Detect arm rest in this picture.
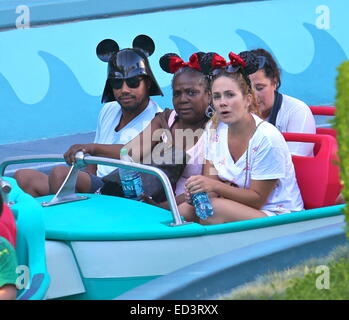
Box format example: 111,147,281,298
309,106,335,116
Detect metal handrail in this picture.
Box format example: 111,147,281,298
0,177,12,205
81,153,184,226
0,177,11,193
0,154,65,176
0,153,185,226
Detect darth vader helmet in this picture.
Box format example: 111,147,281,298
96,35,163,103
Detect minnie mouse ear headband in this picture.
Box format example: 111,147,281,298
200,51,259,78
159,52,209,74
96,35,163,103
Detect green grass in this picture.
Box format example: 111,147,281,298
285,257,349,299
220,244,349,300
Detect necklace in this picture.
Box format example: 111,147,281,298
243,119,265,189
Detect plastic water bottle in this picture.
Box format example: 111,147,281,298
119,148,144,201
191,192,214,220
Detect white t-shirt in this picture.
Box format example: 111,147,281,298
94,99,162,177
205,114,304,214
274,94,316,156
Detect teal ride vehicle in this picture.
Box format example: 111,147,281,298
0,107,344,300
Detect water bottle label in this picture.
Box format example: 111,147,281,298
133,178,143,196
192,192,214,220
121,177,143,198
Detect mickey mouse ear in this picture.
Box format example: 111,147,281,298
238,51,259,75
200,52,227,75
132,35,155,57
96,39,119,62
159,53,182,73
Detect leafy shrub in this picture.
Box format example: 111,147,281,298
333,61,349,237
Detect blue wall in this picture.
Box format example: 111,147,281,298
0,0,348,144
0,0,267,30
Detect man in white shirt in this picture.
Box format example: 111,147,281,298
14,35,163,197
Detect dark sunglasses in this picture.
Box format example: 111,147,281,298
211,64,240,77
109,76,145,89
210,64,252,88
211,56,269,77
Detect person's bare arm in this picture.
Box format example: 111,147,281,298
0,284,17,300
186,174,278,210
212,178,278,209
203,160,220,180
186,160,278,209
64,115,164,165
64,143,124,165
124,115,164,163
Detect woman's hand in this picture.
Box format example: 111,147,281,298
64,144,95,165
185,175,217,195
184,189,193,205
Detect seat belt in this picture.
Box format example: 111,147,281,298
268,91,283,126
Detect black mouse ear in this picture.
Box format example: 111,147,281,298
238,51,259,75
200,52,227,75
159,53,182,73
132,34,155,57
96,39,119,62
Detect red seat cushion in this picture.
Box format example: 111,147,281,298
316,127,336,139
309,106,335,116
283,133,341,209
309,106,337,154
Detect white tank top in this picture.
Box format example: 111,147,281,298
167,111,204,195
